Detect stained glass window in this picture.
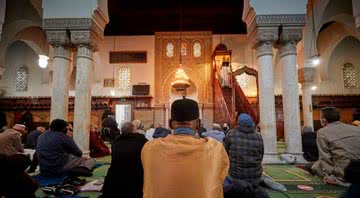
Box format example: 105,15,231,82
16,65,29,91
118,66,131,91
181,42,189,57
166,42,174,58
193,42,201,57
343,63,357,88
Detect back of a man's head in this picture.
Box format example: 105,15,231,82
50,119,68,133
212,123,222,131
121,122,134,134
321,107,340,123
170,98,200,129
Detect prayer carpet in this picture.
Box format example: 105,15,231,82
34,156,346,198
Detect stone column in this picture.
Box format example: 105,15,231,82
301,82,313,129
299,66,316,131
73,45,94,156
279,39,305,162
50,45,71,121
0,67,4,79
353,0,360,33
256,41,280,163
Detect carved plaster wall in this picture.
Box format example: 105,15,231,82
154,32,213,105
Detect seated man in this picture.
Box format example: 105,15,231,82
301,126,318,162
102,122,147,198
0,124,25,156
37,119,95,177
142,98,229,198
25,126,46,149
25,126,46,173
224,113,267,197
202,123,225,143
307,107,360,180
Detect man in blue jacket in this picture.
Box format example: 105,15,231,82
37,119,95,177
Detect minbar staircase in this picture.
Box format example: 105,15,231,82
213,74,258,127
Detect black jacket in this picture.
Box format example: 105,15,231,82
0,154,38,198
302,132,318,161
101,133,147,198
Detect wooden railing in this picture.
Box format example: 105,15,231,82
231,75,259,124
213,77,235,125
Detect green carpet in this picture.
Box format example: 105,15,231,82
264,165,346,198
35,156,346,198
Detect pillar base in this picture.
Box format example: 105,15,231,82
283,152,308,164
263,153,284,164
82,150,90,158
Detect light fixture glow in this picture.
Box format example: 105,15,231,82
311,85,317,91
171,68,190,90
38,55,49,68
110,89,116,96
312,56,320,66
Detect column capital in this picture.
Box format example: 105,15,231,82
250,28,278,49
256,41,273,58
43,18,104,51
53,45,70,60
279,41,297,58
76,45,94,61
45,31,70,48
298,67,316,84
279,27,304,44
71,30,99,51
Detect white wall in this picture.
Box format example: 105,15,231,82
0,41,51,96
315,36,360,95
1,36,155,98
93,36,155,97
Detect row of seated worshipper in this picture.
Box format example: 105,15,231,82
0,119,111,197
0,118,110,175
100,98,274,198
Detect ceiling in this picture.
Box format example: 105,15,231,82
105,0,247,35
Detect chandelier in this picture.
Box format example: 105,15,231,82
171,68,190,91
171,0,190,94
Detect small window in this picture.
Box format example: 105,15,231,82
118,66,131,91
181,42,189,57
193,42,201,57
166,42,174,58
16,65,29,91
343,63,357,88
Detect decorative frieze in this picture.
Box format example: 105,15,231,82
244,8,306,49
43,18,104,50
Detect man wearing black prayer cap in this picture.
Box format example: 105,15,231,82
141,98,229,198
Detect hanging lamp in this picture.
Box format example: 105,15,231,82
171,0,190,93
